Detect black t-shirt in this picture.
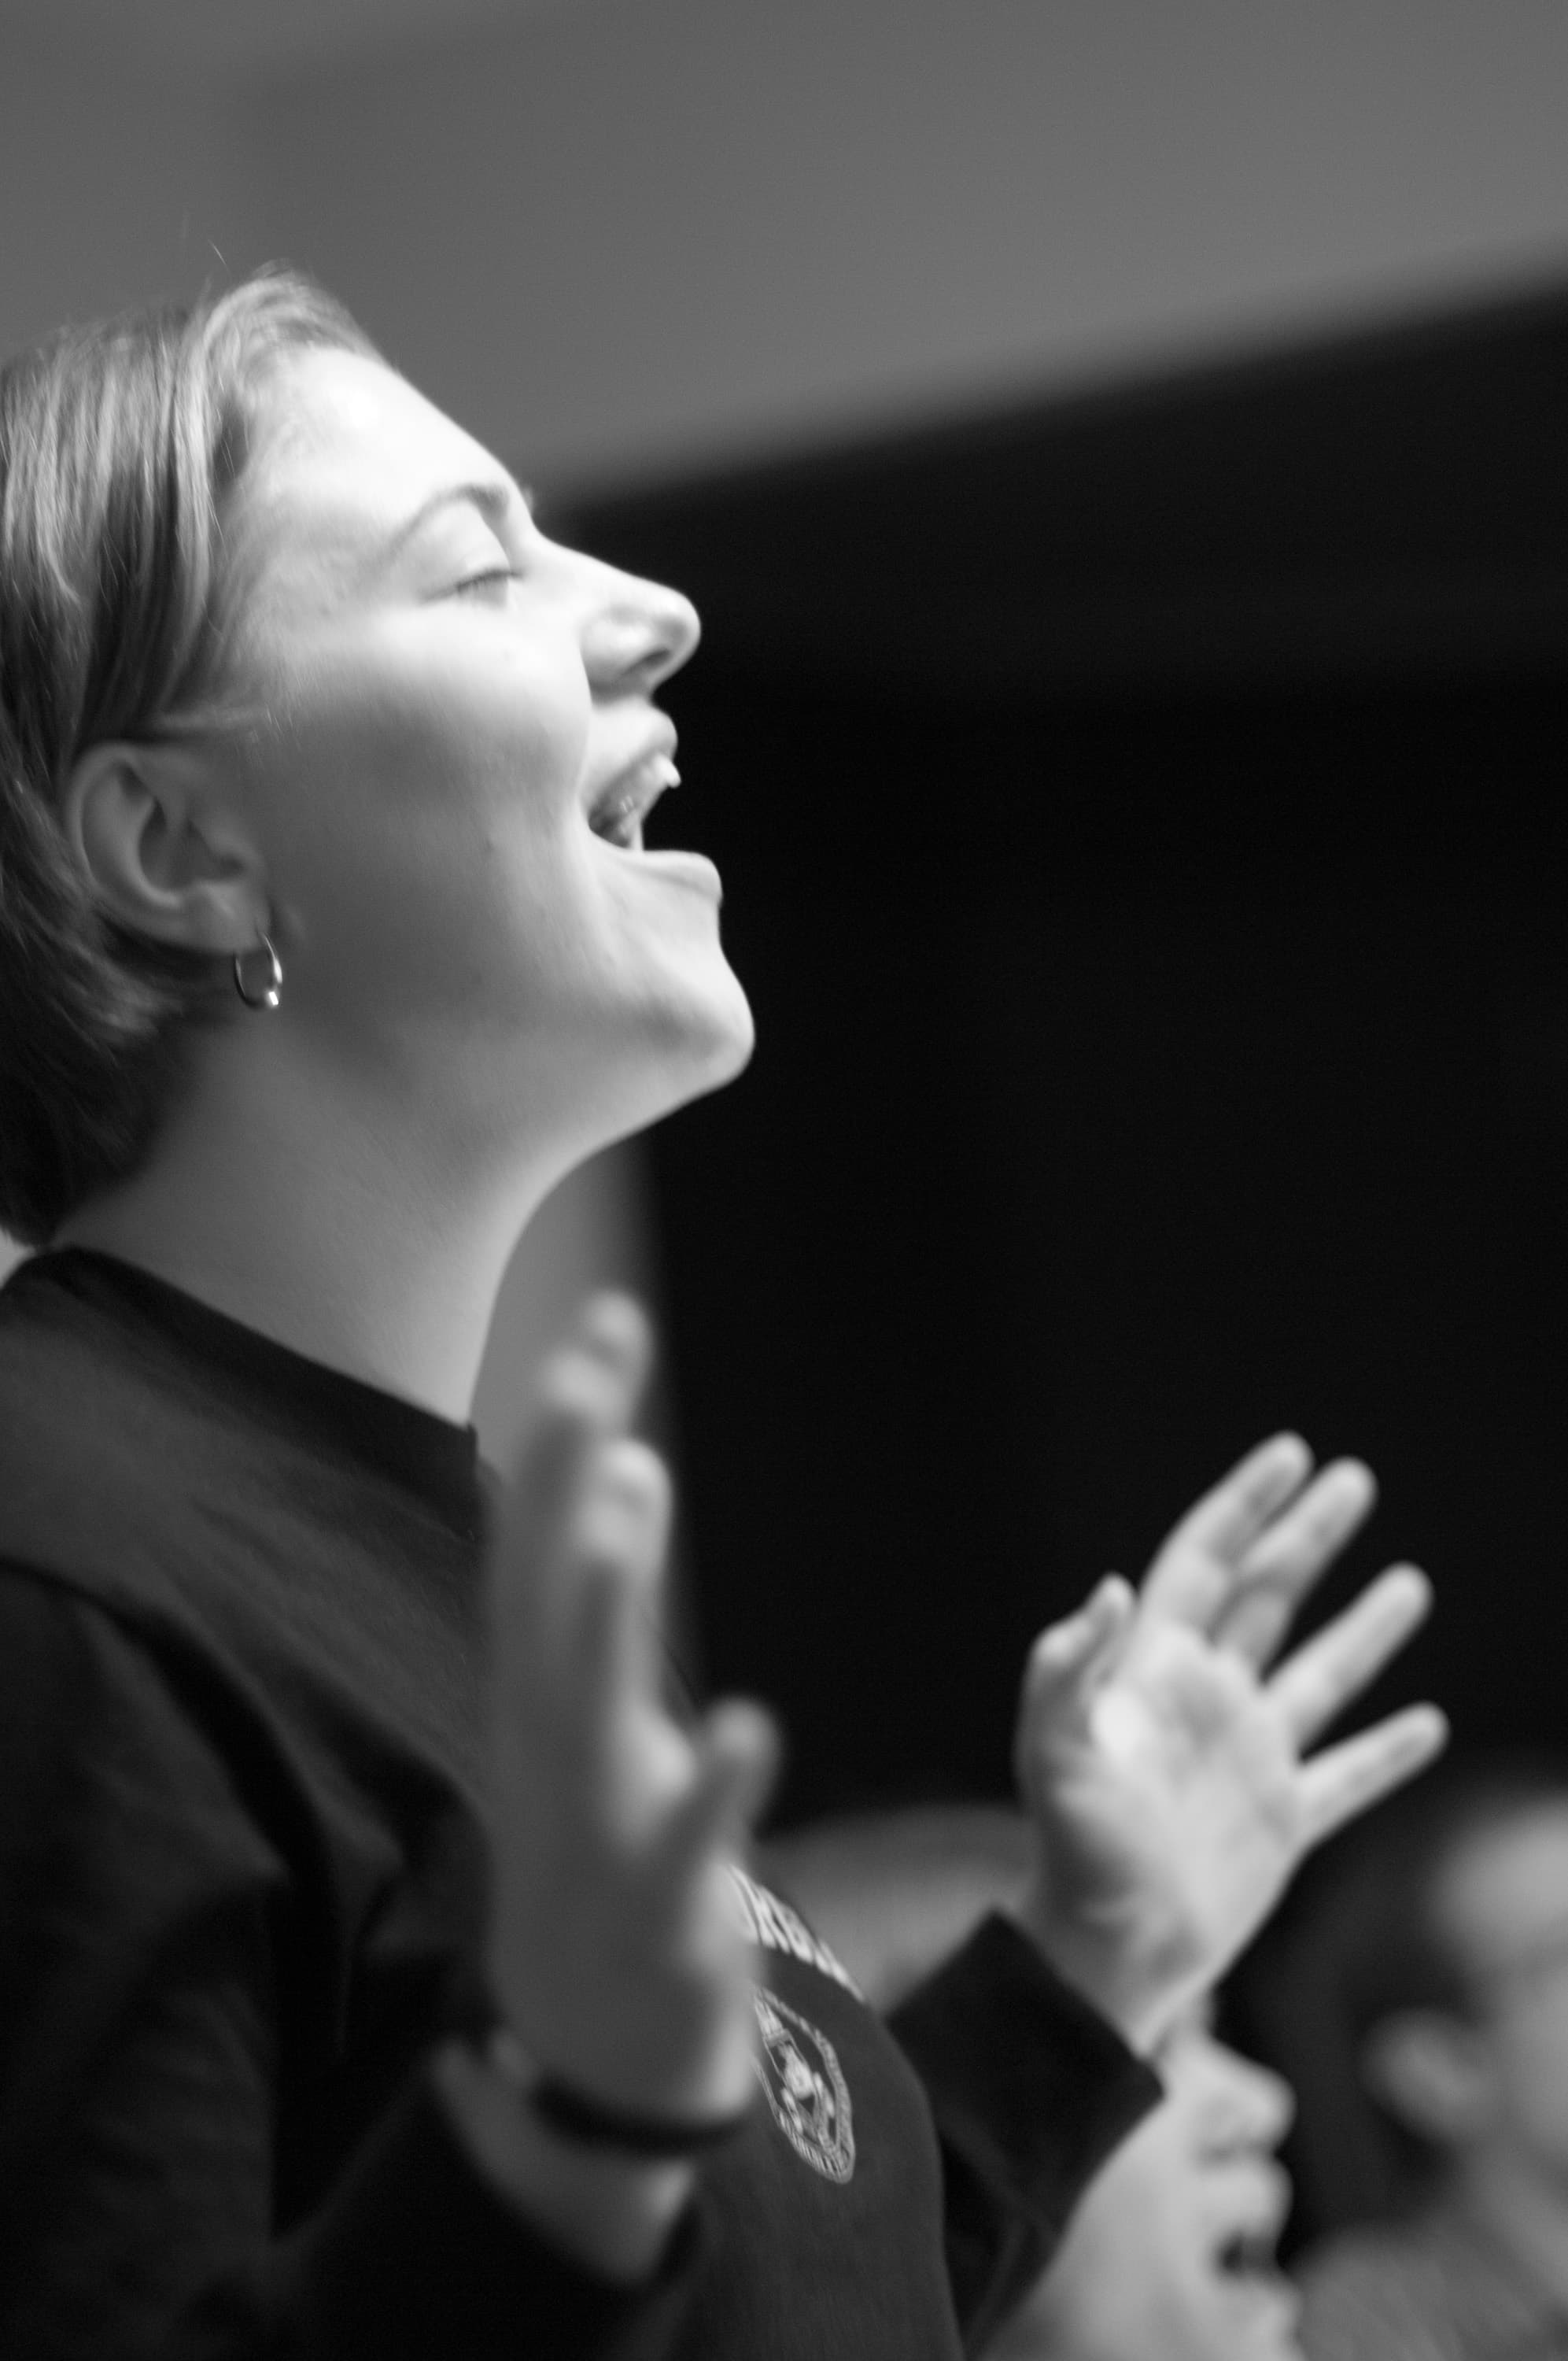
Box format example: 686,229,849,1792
0,1249,1157,2358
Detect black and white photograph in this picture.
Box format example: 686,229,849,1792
2,6,1567,2355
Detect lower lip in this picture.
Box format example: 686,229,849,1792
1219,2269,1301,2344
625,847,723,899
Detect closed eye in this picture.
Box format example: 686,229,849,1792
452,567,522,600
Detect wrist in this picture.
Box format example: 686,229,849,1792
1009,1889,1196,2057
434,2038,696,2282
485,2025,753,2158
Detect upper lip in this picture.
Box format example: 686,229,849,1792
582,717,678,819
1203,2161,1292,2272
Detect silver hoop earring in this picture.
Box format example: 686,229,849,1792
233,929,282,1012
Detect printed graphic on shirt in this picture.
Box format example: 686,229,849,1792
726,1864,864,1998
751,1984,856,2183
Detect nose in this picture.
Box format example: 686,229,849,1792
1199,2036,1297,2153
579,559,702,696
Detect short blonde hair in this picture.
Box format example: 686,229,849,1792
0,268,378,1243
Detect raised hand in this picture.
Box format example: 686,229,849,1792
481,1293,778,2127
1012,1435,1447,2052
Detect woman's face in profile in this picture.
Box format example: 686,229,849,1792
224,345,752,1145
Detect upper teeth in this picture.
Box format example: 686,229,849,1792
594,752,680,832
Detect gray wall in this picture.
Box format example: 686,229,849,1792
7,1,1568,490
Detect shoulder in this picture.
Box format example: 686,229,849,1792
0,1250,350,1642
0,1253,488,1783
0,1259,199,1620
0,1562,265,1878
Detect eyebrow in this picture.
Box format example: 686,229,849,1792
378,477,533,570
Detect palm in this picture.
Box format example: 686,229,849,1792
1032,1623,1304,1942
1014,1437,1444,2046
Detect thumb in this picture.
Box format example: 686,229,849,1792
663,1698,783,1886
1018,1575,1136,1756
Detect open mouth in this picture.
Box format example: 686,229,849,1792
1213,2229,1281,2283
587,752,681,851
1205,2164,1295,2311
1206,2208,1300,2342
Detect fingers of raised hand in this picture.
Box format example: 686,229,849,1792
570,1439,674,1735
1267,1562,1433,1750
1297,1702,1449,1848
1215,1459,1378,1669
1138,1433,1314,1628
494,1293,655,1639
522,1292,654,1489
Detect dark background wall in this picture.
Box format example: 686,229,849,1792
640,678,1568,1834
566,289,1568,1831
568,289,1568,2252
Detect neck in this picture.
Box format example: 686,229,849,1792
57,1025,582,1423
1451,2147,1568,2310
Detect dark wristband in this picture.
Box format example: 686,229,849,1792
531,2075,751,2156
489,2027,751,2158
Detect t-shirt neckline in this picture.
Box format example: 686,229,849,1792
12,1247,485,1541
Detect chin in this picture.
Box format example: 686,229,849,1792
670,996,756,1107
707,992,758,1083
1216,2269,1304,2361
604,973,755,1140
663,962,756,1085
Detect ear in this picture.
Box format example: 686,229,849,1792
61,739,266,955
1360,2009,1494,2145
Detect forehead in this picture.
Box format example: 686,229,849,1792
242,347,506,599
1443,1799,1568,1932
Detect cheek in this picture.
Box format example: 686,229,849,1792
1497,2000,1568,2150
246,628,593,981
287,619,588,824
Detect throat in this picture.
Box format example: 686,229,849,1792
56,1081,544,1426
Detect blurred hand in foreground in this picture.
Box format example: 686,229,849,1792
482,1293,778,2126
